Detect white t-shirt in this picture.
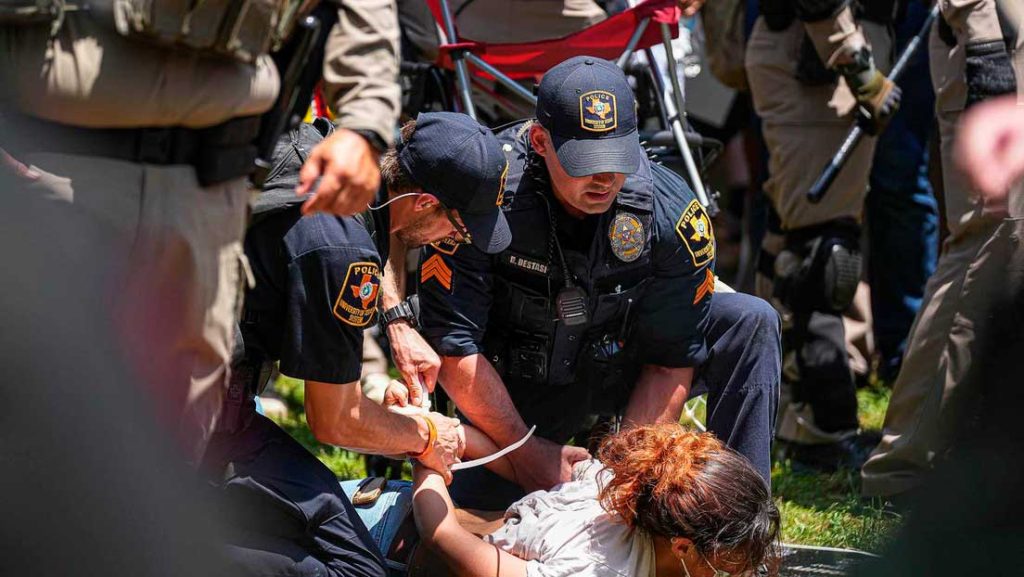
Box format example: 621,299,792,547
485,460,655,577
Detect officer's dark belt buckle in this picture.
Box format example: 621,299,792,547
556,286,589,327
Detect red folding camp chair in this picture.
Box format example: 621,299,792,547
422,0,713,208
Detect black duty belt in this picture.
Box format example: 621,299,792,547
2,113,261,187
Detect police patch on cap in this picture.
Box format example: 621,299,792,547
675,200,715,267
609,212,644,262
580,90,617,132
333,262,381,327
496,161,509,207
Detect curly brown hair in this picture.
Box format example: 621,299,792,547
598,424,780,571
380,119,420,197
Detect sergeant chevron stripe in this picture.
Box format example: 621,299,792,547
421,254,453,291
693,269,715,305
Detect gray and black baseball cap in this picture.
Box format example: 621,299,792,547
536,56,642,178
398,112,511,254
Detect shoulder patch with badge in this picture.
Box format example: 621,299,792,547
675,199,715,267
580,90,617,132
422,253,453,291
609,212,645,262
430,236,461,256
333,262,381,327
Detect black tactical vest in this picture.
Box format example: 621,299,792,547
485,121,656,393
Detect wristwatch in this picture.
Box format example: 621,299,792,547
380,299,417,328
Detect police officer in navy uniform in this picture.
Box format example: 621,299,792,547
417,56,782,510
204,112,511,576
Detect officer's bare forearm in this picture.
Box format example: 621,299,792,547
304,380,429,455
380,234,407,309
462,424,516,481
623,365,694,426
438,355,530,446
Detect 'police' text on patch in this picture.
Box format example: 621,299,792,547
675,199,715,267
333,262,381,327
580,90,617,132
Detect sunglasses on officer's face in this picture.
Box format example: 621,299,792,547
442,206,473,246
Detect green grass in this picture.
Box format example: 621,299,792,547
272,375,370,479
772,461,900,551
270,375,902,552
771,386,901,552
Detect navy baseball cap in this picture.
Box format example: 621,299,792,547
537,56,642,178
398,112,511,254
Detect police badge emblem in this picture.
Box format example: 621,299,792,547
333,262,381,327
580,90,617,132
609,212,644,262
495,160,509,207
675,200,715,267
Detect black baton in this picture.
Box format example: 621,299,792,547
807,4,940,204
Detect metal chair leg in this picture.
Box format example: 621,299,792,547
643,25,712,209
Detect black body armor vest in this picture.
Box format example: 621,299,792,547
485,122,656,394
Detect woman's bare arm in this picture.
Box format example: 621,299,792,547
413,465,528,577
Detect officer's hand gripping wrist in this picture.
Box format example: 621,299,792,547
408,415,436,460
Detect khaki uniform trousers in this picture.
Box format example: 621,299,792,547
19,153,251,466
861,24,1024,497
452,0,606,43
745,18,892,231
745,18,890,442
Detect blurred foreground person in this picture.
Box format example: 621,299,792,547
1,2,296,464
0,166,228,576
293,0,402,217
861,0,1022,501
746,0,900,471
956,94,1024,204
0,0,400,464
855,195,1024,575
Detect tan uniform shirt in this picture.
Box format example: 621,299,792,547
932,0,1022,112
1,1,400,144
323,0,401,147
941,0,1006,45
0,14,279,129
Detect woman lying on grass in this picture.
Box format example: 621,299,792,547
413,423,780,577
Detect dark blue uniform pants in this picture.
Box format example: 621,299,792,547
450,291,781,510
205,413,387,577
867,0,939,381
